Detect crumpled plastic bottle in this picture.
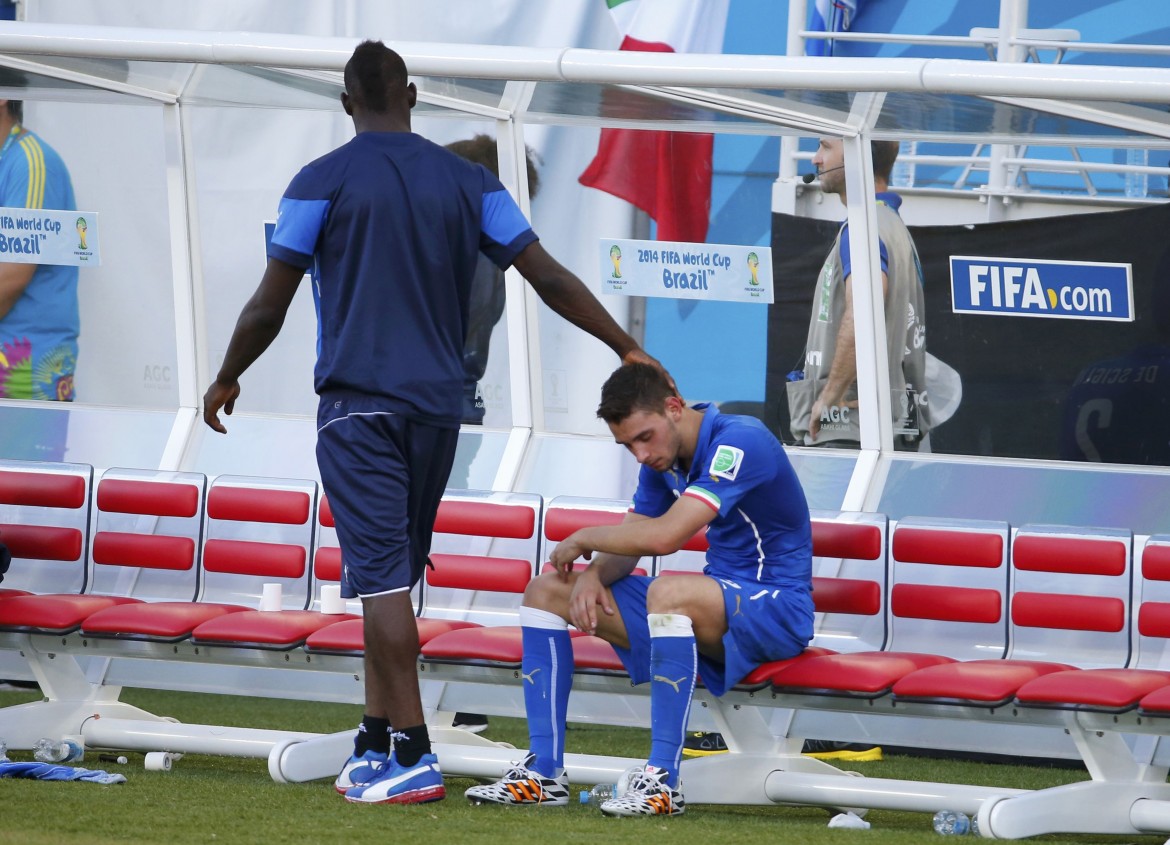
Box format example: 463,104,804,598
33,737,83,763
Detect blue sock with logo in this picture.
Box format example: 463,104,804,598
520,606,572,778
647,613,697,789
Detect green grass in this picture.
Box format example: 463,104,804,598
0,687,1162,845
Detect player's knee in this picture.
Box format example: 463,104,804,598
522,570,569,612
646,576,690,614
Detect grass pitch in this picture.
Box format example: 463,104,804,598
0,687,1161,845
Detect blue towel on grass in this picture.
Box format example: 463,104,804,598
0,760,126,784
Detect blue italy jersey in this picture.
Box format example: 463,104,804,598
267,131,537,425
631,403,813,589
0,126,79,401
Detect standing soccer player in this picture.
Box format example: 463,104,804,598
203,40,663,806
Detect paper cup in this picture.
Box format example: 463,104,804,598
320,584,345,614
259,582,283,612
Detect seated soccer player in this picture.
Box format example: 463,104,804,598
466,363,814,816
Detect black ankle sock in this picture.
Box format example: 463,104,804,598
355,716,391,755
392,724,431,768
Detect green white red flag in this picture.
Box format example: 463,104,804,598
578,0,730,244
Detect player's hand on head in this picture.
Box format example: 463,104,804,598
622,349,678,396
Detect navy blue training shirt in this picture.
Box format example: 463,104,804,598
267,131,538,426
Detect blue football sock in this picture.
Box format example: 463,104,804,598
647,613,697,788
520,606,572,777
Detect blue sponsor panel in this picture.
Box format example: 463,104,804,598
950,255,1133,322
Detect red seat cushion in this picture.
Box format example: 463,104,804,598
0,594,140,633
421,625,587,665
81,602,249,641
190,610,359,649
304,616,479,654
692,646,839,689
892,660,1076,705
421,625,526,664
1138,683,1170,715
766,651,955,697
1015,668,1170,712
737,647,838,688
571,634,626,673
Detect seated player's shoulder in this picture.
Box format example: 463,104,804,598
705,416,787,482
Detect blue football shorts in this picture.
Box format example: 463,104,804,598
610,573,813,696
316,393,458,599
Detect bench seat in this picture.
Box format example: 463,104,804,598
80,601,251,643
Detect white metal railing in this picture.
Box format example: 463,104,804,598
787,2,1169,203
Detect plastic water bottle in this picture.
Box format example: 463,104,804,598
579,783,616,805
33,737,83,763
932,809,971,835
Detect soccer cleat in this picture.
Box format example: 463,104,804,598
344,752,446,805
465,752,570,806
334,749,389,794
598,764,684,817
681,731,727,758
802,739,883,762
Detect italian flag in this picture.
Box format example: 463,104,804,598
578,0,730,244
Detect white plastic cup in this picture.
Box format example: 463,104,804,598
320,584,345,614
259,583,283,612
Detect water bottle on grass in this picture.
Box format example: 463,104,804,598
33,737,83,763
579,783,616,805
932,809,971,835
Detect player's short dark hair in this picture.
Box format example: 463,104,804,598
343,40,409,114
6,101,22,123
871,140,900,181
444,134,541,199
597,363,676,424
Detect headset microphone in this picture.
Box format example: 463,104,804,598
802,165,845,184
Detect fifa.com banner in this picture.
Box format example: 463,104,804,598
950,255,1132,322
0,207,100,266
598,238,773,304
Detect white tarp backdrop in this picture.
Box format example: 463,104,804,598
22,1,638,442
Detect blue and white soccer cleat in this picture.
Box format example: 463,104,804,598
334,749,388,794
344,752,446,805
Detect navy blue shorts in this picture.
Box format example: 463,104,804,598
610,574,813,696
316,394,458,599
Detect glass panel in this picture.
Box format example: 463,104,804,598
27,100,180,409
183,411,512,491
877,455,1170,536
907,200,1170,464
191,104,340,419
788,448,858,510
183,413,318,479
0,404,174,467
528,81,856,134
515,433,638,501
410,116,526,433
415,76,508,112
445,430,512,491
14,56,194,100
874,92,1170,143
183,65,343,110
0,59,173,105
